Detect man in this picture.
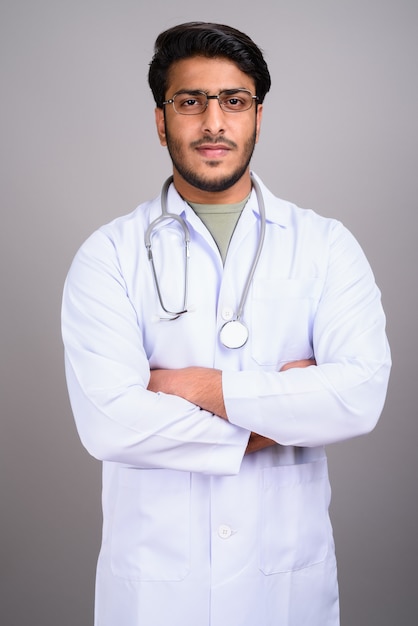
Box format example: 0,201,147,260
62,22,391,626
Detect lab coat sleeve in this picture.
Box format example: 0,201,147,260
62,230,249,475
223,222,391,447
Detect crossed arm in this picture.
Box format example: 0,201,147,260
148,359,316,454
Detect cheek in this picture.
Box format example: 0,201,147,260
165,118,185,143
166,123,197,155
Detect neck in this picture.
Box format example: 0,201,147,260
172,169,252,204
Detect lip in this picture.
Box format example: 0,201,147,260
196,144,231,159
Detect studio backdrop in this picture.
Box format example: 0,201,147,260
1,1,417,625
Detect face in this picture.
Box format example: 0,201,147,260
155,56,263,203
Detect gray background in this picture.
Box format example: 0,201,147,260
1,1,416,625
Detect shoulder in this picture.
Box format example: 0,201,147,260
78,195,160,253
252,172,343,234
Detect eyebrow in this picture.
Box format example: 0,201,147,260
172,88,251,96
173,89,207,96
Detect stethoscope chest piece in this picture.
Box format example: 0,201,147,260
219,320,249,349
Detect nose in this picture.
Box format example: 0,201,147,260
201,97,225,135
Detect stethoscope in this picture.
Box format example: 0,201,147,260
145,174,266,349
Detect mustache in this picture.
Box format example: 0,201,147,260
190,136,238,149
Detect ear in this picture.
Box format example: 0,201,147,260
255,103,263,143
155,107,167,146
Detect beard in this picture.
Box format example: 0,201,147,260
164,127,257,193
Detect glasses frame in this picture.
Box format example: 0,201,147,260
163,89,259,115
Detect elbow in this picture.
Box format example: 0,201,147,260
328,348,391,440
332,365,391,443
73,410,142,464
75,426,118,462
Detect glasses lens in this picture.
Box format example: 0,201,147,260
173,93,207,115
170,90,256,115
219,90,254,112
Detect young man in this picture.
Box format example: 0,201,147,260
62,22,391,626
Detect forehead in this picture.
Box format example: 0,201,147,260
166,56,255,95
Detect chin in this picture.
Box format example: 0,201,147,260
182,164,249,194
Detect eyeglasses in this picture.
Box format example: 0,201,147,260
163,89,259,115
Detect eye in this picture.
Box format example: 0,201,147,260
225,97,243,108
220,91,253,112
225,98,245,109
175,94,205,110
183,98,199,108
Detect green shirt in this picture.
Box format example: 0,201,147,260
188,196,249,264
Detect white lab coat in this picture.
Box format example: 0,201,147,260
62,174,391,626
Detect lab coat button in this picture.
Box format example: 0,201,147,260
221,307,234,321
218,524,233,539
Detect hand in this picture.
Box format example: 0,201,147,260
245,357,317,455
280,358,316,371
245,432,276,455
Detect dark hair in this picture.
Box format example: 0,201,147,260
148,22,271,108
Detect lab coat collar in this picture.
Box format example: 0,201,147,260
149,172,291,228
248,172,291,228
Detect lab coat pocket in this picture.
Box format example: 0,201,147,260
250,278,320,367
111,468,191,581
259,458,332,574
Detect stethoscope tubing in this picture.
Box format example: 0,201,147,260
234,174,266,323
144,174,266,339
145,176,190,319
